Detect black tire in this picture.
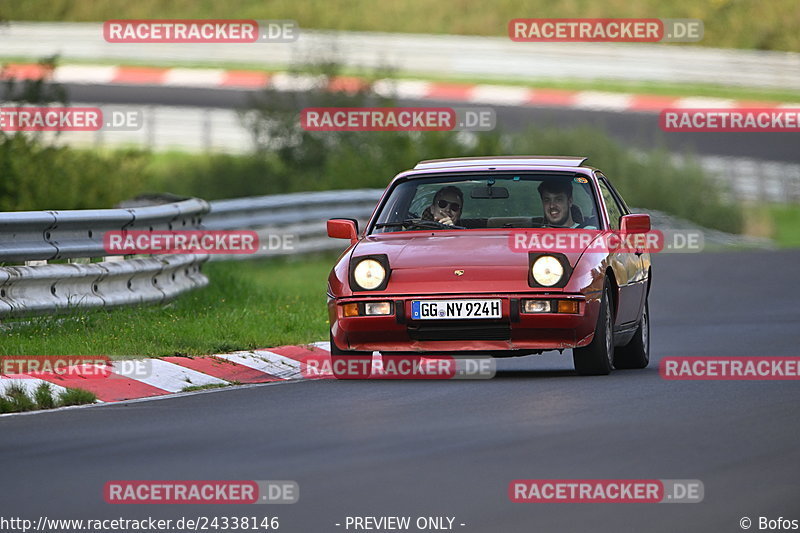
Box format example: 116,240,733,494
572,282,614,376
329,332,373,379
614,297,650,369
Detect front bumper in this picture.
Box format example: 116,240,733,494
329,293,599,354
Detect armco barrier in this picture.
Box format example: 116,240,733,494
0,255,208,316
0,198,210,318
203,189,382,259
0,190,382,318
0,198,208,264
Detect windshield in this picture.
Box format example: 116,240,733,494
370,172,601,233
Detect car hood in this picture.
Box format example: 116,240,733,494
350,230,596,295
355,231,589,267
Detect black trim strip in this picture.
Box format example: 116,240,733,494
395,300,406,324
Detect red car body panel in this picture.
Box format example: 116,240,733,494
327,159,651,356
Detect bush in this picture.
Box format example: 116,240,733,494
0,57,152,211
57,387,97,407
0,382,96,413
0,135,151,211
4,383,36,412
0,396,14,414
34,382,56,409
145,151,282,199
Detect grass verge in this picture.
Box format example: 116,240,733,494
3,0,799,52
0,256,336,357
0,382,97,414
181,382,238,392
744,204,800,248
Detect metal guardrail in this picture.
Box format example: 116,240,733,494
0,191,381,318
0,255,207,317
0,198,210,317
204,189,382,259
0,198,208,263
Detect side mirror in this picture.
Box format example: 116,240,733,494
327,218,359,243
620,214,651,234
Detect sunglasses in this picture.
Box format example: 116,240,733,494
437,199,462,211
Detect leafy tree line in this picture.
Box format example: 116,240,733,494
0,59,742,232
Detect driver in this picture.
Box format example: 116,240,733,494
422,185,463,226
538,179,595,228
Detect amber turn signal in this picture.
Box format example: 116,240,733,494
557,300,579,314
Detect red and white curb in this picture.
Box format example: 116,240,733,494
1,63,796,113
0,342,407,405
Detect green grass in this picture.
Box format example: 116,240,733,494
2,56,799,103
181,382,238,392
56,387,98,407
4,383,36,412
3,0,799,52
33,382,57,409
0,256,337,357
770,206,800,247
746,204,800,248
0,382,97,413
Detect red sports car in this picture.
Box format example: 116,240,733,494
326,156,651,378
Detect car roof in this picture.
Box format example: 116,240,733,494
414,156,588,171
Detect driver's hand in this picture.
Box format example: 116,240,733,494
436,215,455,226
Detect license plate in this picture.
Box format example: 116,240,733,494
411,299,502,320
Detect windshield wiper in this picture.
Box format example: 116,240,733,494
375,218,465,230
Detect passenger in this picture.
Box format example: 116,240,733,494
422,185,463,226
538,179,596,229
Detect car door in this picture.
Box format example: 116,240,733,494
596,174,646,326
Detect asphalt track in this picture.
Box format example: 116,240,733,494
59,83,800,164
2,250,799,533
